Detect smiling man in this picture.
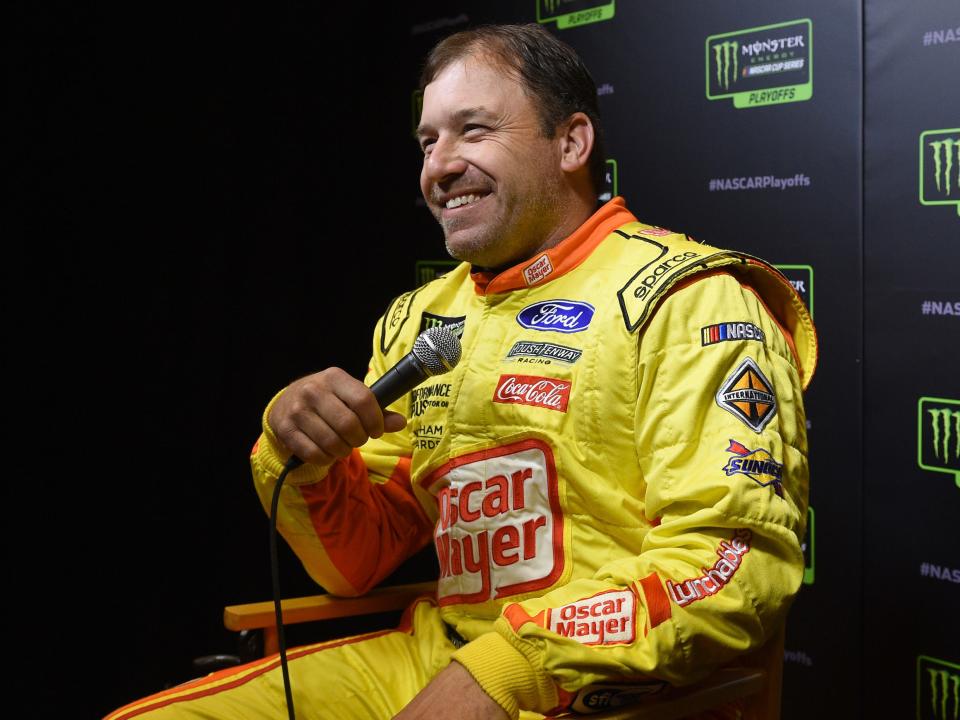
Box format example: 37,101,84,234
108,23,816,720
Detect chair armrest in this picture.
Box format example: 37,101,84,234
223,581,437,632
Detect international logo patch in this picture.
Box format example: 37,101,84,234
701,321,766,346
716,357,778,432
723,439,784,496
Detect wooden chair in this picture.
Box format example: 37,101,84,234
224,583,783,719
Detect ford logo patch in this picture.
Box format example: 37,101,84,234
516,300,595,333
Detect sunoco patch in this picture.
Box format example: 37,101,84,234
716,357,777,432
723,439,784,496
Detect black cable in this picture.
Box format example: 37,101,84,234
271,455,302,720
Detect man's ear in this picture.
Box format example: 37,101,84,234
558,112,595,174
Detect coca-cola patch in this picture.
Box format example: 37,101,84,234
547,588,637,646
493,374,571,412
420,438,564,606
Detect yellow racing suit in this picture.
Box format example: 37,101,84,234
110,197,816,719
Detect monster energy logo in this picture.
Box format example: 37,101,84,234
924,666,959,720
713,41,739,90
929,408,960,463
929,137,960,196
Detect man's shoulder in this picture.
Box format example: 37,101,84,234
375,261,472,358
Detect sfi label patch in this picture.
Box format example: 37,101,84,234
716,357,778,432
547,588,637,646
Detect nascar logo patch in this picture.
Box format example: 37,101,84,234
701,321,765,346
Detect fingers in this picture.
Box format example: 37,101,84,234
268,368,407,468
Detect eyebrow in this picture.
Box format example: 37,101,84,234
415,106,498,140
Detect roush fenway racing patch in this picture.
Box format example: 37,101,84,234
546,588,638,646
665,529,752,607
420,438,564,606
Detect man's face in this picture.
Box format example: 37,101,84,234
417,56,566,269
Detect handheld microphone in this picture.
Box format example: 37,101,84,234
284,325,462,471
369,324,462,408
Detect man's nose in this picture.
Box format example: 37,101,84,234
422,136,467,184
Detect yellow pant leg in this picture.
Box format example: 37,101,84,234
105,598,454,720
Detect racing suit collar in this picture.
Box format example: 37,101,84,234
469,196,637,296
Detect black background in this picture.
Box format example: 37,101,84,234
10,1,959,718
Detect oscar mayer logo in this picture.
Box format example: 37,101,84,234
547,588,637,645
920,129,960,217
494,375,572,412
422,438,564,605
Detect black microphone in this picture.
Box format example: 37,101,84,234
284,325,462,470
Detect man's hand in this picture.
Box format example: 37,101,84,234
394,661,508,720
268,368,407,472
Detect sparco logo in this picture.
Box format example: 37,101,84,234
920,130,960,216
917,656,959,720
517,300,595,333
632,251,699,301
422,439,564,605
494,375,571,412
706,19,813,109
918,397,960,487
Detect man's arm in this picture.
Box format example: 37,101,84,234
249,320,434,597
450,271,812,717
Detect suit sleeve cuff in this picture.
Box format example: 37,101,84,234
253,389,330,486
453,632,557,719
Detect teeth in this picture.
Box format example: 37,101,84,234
445,193,482,209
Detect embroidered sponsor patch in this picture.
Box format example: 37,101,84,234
723,440,784,496
409,382,451,417
505,341,582,365
716,357,778,432
419,312,466,339
547,588,637,646
494,375,571,412
666,530,752,607
570,681,668,714
380,289,420,354
637,226,674,237
516,300,595,333
412,423,444,450
523,253,554,285
701,321,766,346
421,438,564,605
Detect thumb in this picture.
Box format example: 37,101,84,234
383,411,407,434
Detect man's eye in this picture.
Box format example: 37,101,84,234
464,124,487,136
420,139,435,154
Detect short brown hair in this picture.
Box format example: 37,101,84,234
420,23,606,195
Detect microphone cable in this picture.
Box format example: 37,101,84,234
271,454,303,720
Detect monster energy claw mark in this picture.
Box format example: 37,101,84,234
929,409,960,461
927,667,959,720
929,138,960,196
713,41,738,90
